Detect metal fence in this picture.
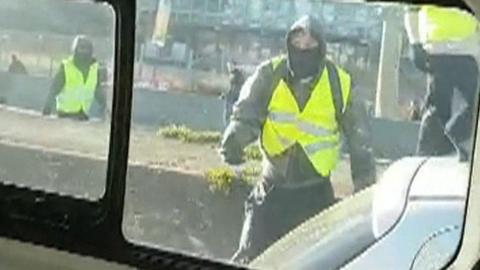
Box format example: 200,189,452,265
0,30,113,77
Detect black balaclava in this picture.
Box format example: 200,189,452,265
286,15,327,80
72,36,94,69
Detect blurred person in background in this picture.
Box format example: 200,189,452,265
408,99,421,121
8,54,27,74
405,5,480,161
221,60,246,127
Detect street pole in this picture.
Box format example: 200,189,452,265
375,7,403,119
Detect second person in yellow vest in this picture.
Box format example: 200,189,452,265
404,5,479,161
42,35,108,121
220,15,376,264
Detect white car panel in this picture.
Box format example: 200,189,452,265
409,157,470,198
372,157,427,237
343,200,464,270
344,157,468,270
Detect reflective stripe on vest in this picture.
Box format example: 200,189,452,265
268,111,337,137
261,56,351,177
304,140,340,155
57,58,98,114
419,5,478,43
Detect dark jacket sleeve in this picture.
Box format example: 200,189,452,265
340,85,376,192
411,44,430,72
220,61,275,163
94,67,108,114
43,64,65,114
225,71,245,104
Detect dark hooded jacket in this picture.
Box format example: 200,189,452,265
220,16,376,190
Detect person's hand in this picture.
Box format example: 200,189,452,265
218,146,244,165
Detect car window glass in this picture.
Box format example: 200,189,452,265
0,0,115,200
123,1,479,268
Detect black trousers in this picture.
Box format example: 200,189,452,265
231,178,336,263
417,55,478,156
57,111,89,121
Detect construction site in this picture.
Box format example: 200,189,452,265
0,0,431,264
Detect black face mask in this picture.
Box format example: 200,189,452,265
289,47,322,79
73,51,92,67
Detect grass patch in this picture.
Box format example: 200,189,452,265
158,124,263,161
204,166,236,194
239,165,262,185
158,125,221,144
204,165,261,194
244,144,263,161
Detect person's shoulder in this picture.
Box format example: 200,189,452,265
235,57,282,100
57,62,66,73
269,54,287,69
326,59,349,75
91,58,101,67
253,54,287,76
61,56,72,65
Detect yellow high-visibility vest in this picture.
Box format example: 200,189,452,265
261,56,351,177
419,5,478,43
56,57,98,114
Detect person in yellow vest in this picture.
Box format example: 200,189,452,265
404,5,479,161
42,35,107,120
220,15,376,263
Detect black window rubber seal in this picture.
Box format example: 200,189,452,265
0,0,474,269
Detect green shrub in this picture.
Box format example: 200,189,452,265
204,165,261,194
158,126,263,161
239,165,262,185
204,167,236,194
158,124,190,139
244,144,263,161
158,125,221,144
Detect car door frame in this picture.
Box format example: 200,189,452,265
0,0,478,269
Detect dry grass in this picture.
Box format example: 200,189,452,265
204,165,260,194
158,124,262,161
158,125,221,144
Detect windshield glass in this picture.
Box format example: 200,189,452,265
0,0,115,199
117,1,477,269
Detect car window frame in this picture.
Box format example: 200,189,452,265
450,77,480,268
0,0,478,269
0,0,242,269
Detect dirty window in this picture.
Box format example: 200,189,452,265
0,0,115,199
123,1,478,269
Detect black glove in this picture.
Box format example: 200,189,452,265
411,44,429,72
219,143,244,165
